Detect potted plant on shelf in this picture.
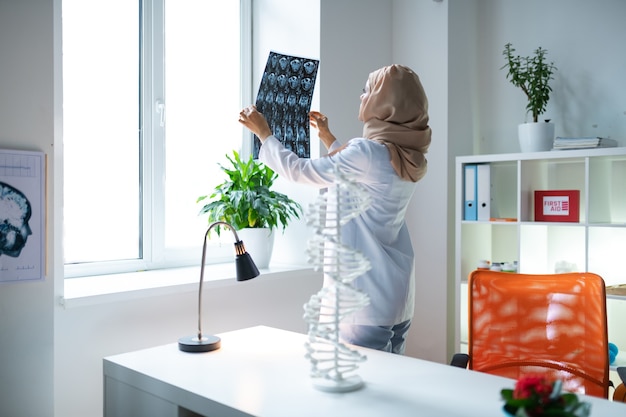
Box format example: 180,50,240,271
501,42,558,153
197,150,302,269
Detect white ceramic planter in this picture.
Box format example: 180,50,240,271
518,122,555,153
236,228,274,269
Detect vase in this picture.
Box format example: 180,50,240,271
518,122,555,153
502,405,516,416
236,228,274,269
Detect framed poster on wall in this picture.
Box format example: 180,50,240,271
0,149,46,282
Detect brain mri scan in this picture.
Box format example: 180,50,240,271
0,181,32,258
254,52,320,158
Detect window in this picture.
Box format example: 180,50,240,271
62,0,250,277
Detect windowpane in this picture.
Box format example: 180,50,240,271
62,0,140,264
163,0,242,249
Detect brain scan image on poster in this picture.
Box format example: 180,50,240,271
0,182,33,258
253,51,319,159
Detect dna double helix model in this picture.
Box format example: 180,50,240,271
303,163,372,392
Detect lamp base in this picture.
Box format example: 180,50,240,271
178,335,221,353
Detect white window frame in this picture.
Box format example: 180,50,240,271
63,0,253,279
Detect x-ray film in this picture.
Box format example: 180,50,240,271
253,51,319,159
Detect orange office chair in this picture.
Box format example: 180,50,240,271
454,270,610,399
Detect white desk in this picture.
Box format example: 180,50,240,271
104,326,626,417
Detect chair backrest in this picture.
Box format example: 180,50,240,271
467,270,609,398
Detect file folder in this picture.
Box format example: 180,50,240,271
464,164,477,220
477,164,491,221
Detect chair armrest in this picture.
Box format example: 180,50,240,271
450,353,470,368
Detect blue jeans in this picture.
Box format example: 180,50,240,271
339,319,411,355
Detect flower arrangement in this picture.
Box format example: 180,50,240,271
501,375,591,417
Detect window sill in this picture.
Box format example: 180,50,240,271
60,263,315,308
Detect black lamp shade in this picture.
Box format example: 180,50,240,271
235,243,260,281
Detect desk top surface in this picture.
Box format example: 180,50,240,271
104,326,626,417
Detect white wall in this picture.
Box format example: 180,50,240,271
319,0,392,143
391,0,451,361
0,1,56,416
2,1,626,417
475,0,626,155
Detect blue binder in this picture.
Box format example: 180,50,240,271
464,164,477,221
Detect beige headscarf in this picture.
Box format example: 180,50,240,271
359,65,431,182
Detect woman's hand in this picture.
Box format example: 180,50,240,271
309,111,329,131
309,111,337,150
239,105,272,142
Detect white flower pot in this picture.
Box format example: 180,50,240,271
518,122,555,153
236,228,274,269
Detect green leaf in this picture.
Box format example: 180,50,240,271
197,150,302,233
501,43,557,122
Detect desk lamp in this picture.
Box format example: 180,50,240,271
178,221,260,353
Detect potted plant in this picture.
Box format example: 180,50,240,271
501,374,590,417
197,150,302,268
501,43,558,152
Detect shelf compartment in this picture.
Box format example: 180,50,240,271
489,161,518,220
520,158,586,222
460,222,518,281
588,227,626,287
588,155,626,224
519,224,586,274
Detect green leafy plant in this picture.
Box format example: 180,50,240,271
501,375,590,417
501,43,558,123
197,150,302,235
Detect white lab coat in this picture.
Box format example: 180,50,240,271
259,136,417,326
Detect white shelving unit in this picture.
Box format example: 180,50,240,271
455,147,626,363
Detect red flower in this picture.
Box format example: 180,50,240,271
501,375,591,417
513,374,553,403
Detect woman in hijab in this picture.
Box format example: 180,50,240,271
239,64,431,354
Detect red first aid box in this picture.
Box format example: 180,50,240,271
534,190,580,222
